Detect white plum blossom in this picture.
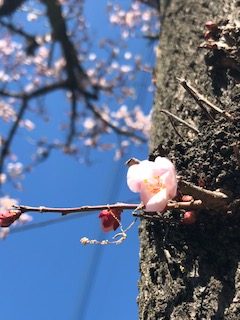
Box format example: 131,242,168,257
27,12,38,21
0,0,159,195
0,102,16,122
88,53,97,61
120,65,132,73
124,52,132,60
7,162,24,177
20,119,35,131
127,157,177,212
0,173,6,185
83,118,96,130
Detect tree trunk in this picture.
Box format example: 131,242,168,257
138,1,240,319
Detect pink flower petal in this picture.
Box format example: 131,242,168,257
127,160,154,192
153,157,175,175
161,170,177,198
144,189,168,212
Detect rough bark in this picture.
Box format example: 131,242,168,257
138,1,240,319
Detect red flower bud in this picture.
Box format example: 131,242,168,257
0,210,21,227
205,21,218,31
181,195,193,202
181,211,197,225
99,208,122,232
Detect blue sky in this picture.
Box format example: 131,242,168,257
0,1,157,319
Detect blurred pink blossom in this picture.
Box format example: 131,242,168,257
127,157,177,212
16,213,33,225
0,227,10,240
0,196,18,210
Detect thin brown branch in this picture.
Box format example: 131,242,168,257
0,80,69,100
178,178,230,210
160,109,199,134
164,110,184,140
0,98,28,174
178,77,213,120
41,0,97,100
65,91,77,147
167,199,203,209
15,203,141,215
0,19,36,42
0,0,25,16
178,78,234,121
28,80,70,98
12,182,234,224
85,100,147,143
14,200,203,216
0,89,24,99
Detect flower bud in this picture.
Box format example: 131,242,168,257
181,211,197,225
205,21,218,31
99,208,122,232
181,195,193,202
0,210,21,227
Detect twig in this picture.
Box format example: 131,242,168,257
0,19,37,43
164,111,184,140
132,200,203,219
0,98,28,175
0,0,25,16
163,249,173,265
178,179,230,210
178,78,234,121
85,100,147,143
42,0,97,100
14,199,203,216
14,203,141,215
167,199,203,209
0,80,69,100
12,179,232,222
160,109,199,134
66,91,77,147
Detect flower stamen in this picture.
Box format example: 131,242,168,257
143,175,165,194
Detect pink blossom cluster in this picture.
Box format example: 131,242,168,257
0,0,159,193
82,104,151,155
108,1,159,39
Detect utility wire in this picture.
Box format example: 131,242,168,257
76,160,125,320
9,212,91,234
76,40,156,320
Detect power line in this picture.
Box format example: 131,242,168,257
9,212,91,235
76,160,125,320
76,40,156,320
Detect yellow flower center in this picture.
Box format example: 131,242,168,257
143,176,165,194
